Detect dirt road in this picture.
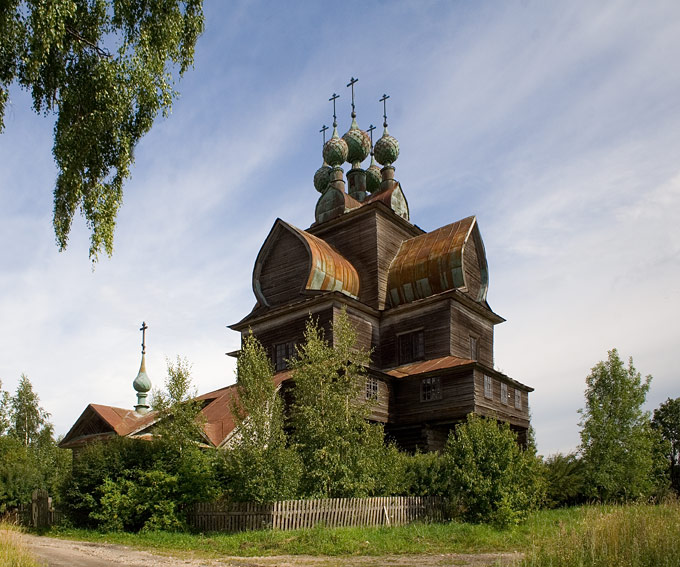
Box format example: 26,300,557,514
23,533,522,567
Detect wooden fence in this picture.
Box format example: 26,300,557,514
14,489,63,528
187,496,448,532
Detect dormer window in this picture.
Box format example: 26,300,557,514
398,329,424,364
274,341,296,371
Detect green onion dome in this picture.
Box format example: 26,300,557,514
374,126,400,166
314,163,332,193
133,355,151,393
342,118,371,168
323,126,349,167
366,158,382,193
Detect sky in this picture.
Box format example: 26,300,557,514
1,1,679,456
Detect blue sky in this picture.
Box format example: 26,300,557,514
1,1,679,455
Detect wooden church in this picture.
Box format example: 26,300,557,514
60,88,532,453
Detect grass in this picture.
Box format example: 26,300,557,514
43,502,680,565
518,500,680,567
0,522,42,567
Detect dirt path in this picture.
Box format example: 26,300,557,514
22,533,522,567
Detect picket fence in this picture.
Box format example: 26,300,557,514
187,496,447,532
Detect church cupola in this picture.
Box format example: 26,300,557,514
133,321,152,415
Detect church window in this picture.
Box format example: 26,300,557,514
515,389,522,410
365,376,379,400
398,329,424,364
470,336,479,360
484,375,493,399
501,382,508,405
274,341,296,371
421,376,441,402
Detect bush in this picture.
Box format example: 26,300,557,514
444,414,544,527
543,452,586,508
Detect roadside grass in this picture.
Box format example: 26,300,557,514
0,522,42,567
518,499,680,567
47,507,584,558
44,503,680,562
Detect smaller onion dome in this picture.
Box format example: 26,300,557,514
314,163,332,193
374,126,400,166
366,157,382,193
342,118,371,168
133,354,151,393
323,126,349,167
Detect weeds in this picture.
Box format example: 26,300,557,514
0,522,41,567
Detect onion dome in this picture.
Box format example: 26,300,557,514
323,126,348,167
314,163,332,193
366,158,382,193
133,354,151,393
342,118,371,168
374,126,400,166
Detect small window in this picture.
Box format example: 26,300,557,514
469,336,478,360
514,389,522,410
484,375,493,399
501,382,508,405
274,341,296,371
420,376,441,402
398,330,425,364
365,376,379,400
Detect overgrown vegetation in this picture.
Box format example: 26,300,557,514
0,376,71,513
519,500,680,567
0,522,41,567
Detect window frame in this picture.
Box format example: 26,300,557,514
420,376,442,402
501,382,508,405
397,328,425,365
273,341,296,371
469,335,479,360
484,374,493,399
514,389,522,410
365,375,379,400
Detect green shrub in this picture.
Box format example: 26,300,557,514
444,414,544,527
543,452,586,508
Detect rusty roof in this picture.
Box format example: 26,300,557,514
387,216,477,307
385,355,475,378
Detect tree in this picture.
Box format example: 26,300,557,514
9,374,51,447
0,380,10,435
290,310,387,498
652,397,680,493
0,1,204,261
578,349,667,501
542,452,586,508
444,414,544,527
216,332,301,502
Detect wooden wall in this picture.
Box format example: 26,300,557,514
472,369,530,429
449,300,494,366
257,229,308,307
380,300,451,368
309,205,422,310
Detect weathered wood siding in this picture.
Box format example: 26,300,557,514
472,369,530,429
309,205,422,310
258,229,309,307
462,231,483,302
391,371,475,427
380,301,451,368
449,300,494,366
249,308,333,358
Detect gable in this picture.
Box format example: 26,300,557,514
253,219,360,308
386,216,489,307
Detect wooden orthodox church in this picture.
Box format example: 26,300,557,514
60,88,532,453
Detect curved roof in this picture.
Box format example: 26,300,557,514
253,219,359,307
387,216,488,306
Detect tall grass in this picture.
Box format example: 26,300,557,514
520,500,680,567
0,522,42,567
